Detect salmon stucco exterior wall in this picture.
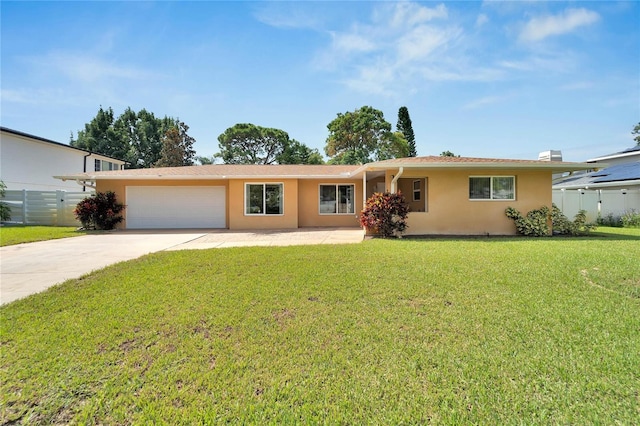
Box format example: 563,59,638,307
228,179,299,230
382,168,552,235
298,179,363,228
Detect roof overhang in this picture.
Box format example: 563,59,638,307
553,179,640,190
358,161,596,174
54,172,363,182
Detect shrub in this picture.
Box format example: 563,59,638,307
621,210,640,228
359,191,409,238
551,204,596,235
74,191,124,230
0,180,11,222
505,206,550,237
596,213,623,227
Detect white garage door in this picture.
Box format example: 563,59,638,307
126,186,225,229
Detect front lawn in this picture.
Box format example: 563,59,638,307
0,225,84,247
1,228,639,424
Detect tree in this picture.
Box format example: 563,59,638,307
397,106,416,157
325,106,398,165
71,107,184,168
440,150,459,157
632,122,640,146
216,123,321,164
278,139,324,165
196,156,215,165
155,122,196,167
377,132,410,161
71,107,125,159
0,180,11,222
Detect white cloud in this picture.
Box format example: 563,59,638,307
476,13,489,27
397,25,459,63
519,8,600,42
462,94,511,110
311,2,487,95
386,2,448,28
560,81,594,91
54,52,155,83
253,3,324,30
330,31,377,54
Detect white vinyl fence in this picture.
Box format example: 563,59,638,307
553,188,640,222
2,190,90,226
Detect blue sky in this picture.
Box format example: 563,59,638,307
1,1,638,162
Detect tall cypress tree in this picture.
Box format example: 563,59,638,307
397,106,416,157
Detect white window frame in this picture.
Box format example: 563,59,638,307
319,184,355,215
413,180,421,202
244,183,284,216
469,176,516,201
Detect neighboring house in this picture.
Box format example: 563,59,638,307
553,146,640,220
0,127,126,191
55,156,591,235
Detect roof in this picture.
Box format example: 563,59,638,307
362,156,593,173
1,126,126,163
553,161,640,189
55,155,595,183
586,145,640,163
56,164,361,181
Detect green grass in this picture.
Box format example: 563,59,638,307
1,228,639,424
0,225,85,246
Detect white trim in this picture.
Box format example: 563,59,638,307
412,179,421,202
244,182,284,216
469,175,516,201
318,183,355,215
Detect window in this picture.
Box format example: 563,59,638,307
413,180,421,201
245,183,283,215
319,184,355,214
95,159,121,171
469,176,515,200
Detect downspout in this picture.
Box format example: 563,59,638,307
82,152,92,192
390,167,404,193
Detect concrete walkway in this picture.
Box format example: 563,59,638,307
0,228,363,305
167,227,364,250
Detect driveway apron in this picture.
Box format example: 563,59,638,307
0,232,205,305
0,228,364,305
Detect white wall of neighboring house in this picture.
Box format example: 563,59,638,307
0,128,125,191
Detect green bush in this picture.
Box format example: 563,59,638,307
359,191,409,238
621,210,640,228
505,206,550,237
596,213,623,227
0,180,11,222
74,191,125,230
506,205,596,237
551,204,596,235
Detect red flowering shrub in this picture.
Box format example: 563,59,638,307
74,191,124,230
359,191,409,238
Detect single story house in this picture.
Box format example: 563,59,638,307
55,156,592,235
0,127,126,191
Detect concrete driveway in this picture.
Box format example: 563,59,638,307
0,228,363,305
